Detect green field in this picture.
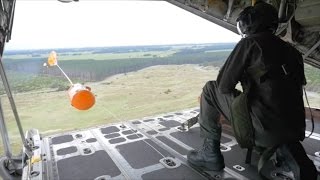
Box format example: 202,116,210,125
0,64,219,154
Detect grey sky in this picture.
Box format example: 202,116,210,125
6,0,241,50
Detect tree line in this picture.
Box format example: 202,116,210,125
2,43,319,94
3,51,231,82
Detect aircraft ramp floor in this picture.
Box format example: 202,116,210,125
26,108,320,180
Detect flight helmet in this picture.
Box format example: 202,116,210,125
236,1,278,37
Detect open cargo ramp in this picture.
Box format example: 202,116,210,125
22,108,320,180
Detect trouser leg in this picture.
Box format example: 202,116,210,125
187,81,237,171
290,142,318,180
198,81,237,141
280,142,318,180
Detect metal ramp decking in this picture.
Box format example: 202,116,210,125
24,108,320,180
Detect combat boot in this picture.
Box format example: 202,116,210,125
187,138,225,171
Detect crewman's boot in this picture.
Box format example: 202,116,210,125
187,138,225,171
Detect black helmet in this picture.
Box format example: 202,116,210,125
236,1,278,37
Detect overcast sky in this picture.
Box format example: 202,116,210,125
5,0,241,50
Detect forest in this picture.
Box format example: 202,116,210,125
1,43,320,94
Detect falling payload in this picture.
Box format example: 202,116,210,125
46,51,95,110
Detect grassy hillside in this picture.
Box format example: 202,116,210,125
0,64,219,154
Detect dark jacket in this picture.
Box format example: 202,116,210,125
217,32,306,147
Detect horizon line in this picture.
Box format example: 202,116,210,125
4,42,238,52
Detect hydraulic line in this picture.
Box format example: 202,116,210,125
0,54,29,151
0,99,12,159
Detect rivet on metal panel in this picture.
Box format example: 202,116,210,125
30,171,40,178
220,144,231,152
176,126,187,132
75,134,83,138
83,148,92,154
159,157,181,169
32,145,39,150
233,165,245,171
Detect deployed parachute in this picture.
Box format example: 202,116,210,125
46,51,95,110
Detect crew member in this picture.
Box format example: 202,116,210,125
187,2,318,179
